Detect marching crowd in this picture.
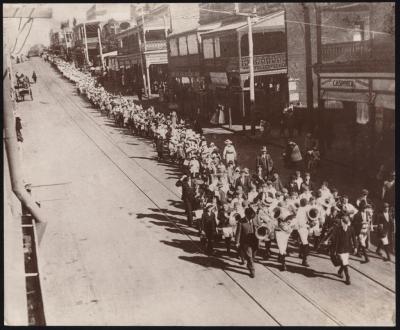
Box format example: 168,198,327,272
50,56,395,285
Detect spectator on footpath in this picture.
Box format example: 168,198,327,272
283,140,303,170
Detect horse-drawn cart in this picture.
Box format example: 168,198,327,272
14,81,33,102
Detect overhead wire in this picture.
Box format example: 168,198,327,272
172,7,392,36
15,18,34,55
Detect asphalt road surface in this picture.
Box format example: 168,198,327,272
13,58,395,326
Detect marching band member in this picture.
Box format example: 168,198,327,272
256,197,276,260
352,203,373,263
301,172,315,193
320,181,333,200
296,198,311,266
274,206,296,271
217,202,234,254
299,185,313,202
176,175,196,227
235,207,259,278
293,170,303,192
339,195,358,220
199,203,218,255
271,172,284,193
355,189,372,210
189,154,200,178
375,202,393,261
247,184,258,203
330,215,357,285
234,168,252,195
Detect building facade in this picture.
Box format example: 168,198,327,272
115,3,199,96
313,2,395,173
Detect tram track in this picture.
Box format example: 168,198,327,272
47,65,396,295
33,59,393,326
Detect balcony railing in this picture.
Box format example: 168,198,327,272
240,52,287,72
322,40,371,64
141,40,167,52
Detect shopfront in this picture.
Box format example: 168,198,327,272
319,74,395,172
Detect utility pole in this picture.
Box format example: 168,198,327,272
97,25,105,70
247,15,256,135
83,23,90,66
302,3,314,131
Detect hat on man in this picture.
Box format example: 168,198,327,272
361,189,369,196
261,146,267,152
263,196,274,206
224,139,232,144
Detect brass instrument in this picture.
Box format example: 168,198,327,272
273,207,295,233
307,207,320,228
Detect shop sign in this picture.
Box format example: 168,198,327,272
321,78,369,90
210,72,228,86
171,71,200,78
145,53,168,65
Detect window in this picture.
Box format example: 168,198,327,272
187,34,199,54
214,37,220,57
169,38,178,56
179,36,188,56
203,38,214,59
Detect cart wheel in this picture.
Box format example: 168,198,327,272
30,89,33,100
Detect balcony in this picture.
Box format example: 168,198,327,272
322,40,371,64
240,52,287,72
141,40,167,52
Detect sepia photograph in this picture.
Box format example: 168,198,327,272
3,2,395,326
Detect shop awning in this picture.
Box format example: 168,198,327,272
374,94,395,110
321,90,370,103
102,51,117,58
201,10,285,38
237,10,285,34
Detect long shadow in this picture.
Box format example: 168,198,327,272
179,255,250,276
129,156,157,160
148,208,185,217
261,261,343,282
168,199,185,210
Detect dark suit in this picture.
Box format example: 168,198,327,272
176,178,196,226
271,178,284,192
256,154,274,177
331,226,356,255
200,211,217,254
234,176,252,195
375,211,394,258
235,217,258,275
287,182,301,195
301,180,315,193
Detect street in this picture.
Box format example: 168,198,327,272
13,57,395,326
